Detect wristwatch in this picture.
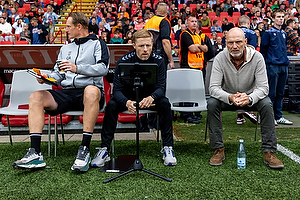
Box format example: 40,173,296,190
248,96,253,104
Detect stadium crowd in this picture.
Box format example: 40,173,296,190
0,0,299,49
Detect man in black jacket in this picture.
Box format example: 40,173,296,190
92,29,177,167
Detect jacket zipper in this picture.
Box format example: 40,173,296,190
72,44,80,88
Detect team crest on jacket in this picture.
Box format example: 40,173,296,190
282,33,286,39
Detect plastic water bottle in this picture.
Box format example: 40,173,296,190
237,139,246,169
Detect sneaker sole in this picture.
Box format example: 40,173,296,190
13,162,46,169
263,160,284,169
90,156,111,168
163,160,177,166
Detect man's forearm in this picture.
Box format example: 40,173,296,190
162,39,174,62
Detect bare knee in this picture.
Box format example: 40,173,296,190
84,85,101,103
29,91,48,105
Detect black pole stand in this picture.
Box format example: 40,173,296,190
103,77,172,183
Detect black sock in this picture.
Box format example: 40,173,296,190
81,132,93,149
238,113,243,118
30,134,42,154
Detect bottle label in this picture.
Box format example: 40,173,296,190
237,158,246,167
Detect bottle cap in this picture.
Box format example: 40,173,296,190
239,139,244,143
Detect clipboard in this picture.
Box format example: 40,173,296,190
27,69,59,87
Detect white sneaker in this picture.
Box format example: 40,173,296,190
161,146,177,166
274,120,278,126
71,145,90,172
90,147,110,167
276,117,293,125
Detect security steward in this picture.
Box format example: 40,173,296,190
144,2,175,69
179,15,208,124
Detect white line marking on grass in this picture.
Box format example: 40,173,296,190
277,144,300,164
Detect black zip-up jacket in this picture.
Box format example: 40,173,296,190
113,50,167,107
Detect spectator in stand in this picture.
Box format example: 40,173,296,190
285,19,300,56
39,0,45,8
123,30,133,44
173,18,182,33
118,6,129,19
211,31,217,45
200,12,211,28
122,17,129,35
247,7,256,19
89,11,101,26
179,3,187,14
110,30,123,44
45,0,59,14
9,7,18,22
36,7,45,24
134,16,145,30
257,22,265,36
101,18,111,32
240,2,250,16
43,5,58,41
222,18,234,31
216,2,226,17
213,36,226,55
254,29,261,47
89,17,99,35
100,31,109,43
2,2,11,17
18,12,29,24
98,21,109,37
290,4,297,16
2,11,12,25
254,11,263,23
221,30,227,45
12,18,24,34
143,2,155,15
29,17,48,44
224,0,231,12
294,8,300,18
0,16,12,36
128,22,135,35
235,0,243,11
296,0,300,10
172,45,179,57
112,20,123,34
279,3,286,11
105,12,115,28
143,7,152,20
239,15,257,48
169,3,176,15
33,0,42,9
206,3,214,13
25,11,32,22
261,7,266,18
171,11,181,27
228,2,239,17
209,0,216,8
29,5,37,20
19,23,31,43
250,17,258,30
212,0,221,12
271,0,279,11
211,19,222,33
181,6,191,22
175,23,186,44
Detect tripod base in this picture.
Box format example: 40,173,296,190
103,159,172,183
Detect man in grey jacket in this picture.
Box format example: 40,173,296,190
208,28,284,169
13,12,109,172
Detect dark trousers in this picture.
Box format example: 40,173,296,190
266,64,288,120
207,97,277,152
101,97,174,151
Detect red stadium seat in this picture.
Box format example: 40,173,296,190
15,41,29,45
0,41,14,45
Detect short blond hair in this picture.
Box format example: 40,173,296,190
132,29,153,44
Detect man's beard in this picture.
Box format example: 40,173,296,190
229,49,243,57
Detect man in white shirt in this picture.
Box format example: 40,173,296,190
0,17,12,35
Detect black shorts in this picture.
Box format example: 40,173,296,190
46,87,105,116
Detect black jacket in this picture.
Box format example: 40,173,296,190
113,50,167,107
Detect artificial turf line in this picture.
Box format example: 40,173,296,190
277,144,300,164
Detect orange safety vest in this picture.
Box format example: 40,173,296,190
179,31,205,70
144,15,171,37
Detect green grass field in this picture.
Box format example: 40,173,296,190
1,111,300,199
